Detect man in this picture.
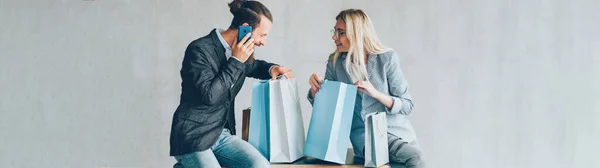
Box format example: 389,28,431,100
169,0,293,167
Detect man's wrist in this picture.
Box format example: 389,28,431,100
230,56,243,63
269,65,279,76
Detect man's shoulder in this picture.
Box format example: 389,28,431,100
185,33,219,58
188,34,216,49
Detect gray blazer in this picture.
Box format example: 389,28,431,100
308,50,416,156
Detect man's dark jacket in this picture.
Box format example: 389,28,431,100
169,29,275,156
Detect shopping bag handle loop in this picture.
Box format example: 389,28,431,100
273,76,299,102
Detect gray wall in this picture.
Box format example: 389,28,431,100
1,0,599,167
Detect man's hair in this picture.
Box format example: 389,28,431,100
228,0,273,29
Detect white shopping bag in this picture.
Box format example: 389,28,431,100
249,78,305,163
268,79,305,163
365,112,389,167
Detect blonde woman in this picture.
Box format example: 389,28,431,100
307,9,424,167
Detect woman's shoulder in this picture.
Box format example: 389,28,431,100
327,52,345,65
375,49,402,70
376,49,398,60
327,53,336,62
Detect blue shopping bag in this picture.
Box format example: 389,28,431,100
304,80,357,164
248,81,270,159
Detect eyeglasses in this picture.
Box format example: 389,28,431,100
330,29,346,39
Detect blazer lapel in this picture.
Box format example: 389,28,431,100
339,53,354,83
209,29,237,99
209,29,227,64
367,53,377,82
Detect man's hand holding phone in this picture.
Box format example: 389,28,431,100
232,32,254,63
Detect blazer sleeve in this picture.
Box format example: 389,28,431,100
183,44,246,106
245,58,277,80
385,51,414,115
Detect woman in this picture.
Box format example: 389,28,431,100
307,9,424,167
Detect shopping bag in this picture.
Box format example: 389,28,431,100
248,79,305,163
365,112,389,167
304,80,357,164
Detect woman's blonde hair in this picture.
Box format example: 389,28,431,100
332,9,389,82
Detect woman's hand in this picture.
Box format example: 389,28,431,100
308,73,323,99
355,80,394,109
355,80,381,98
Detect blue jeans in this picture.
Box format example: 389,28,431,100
173,129,269,168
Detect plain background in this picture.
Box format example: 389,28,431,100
1,0,599,167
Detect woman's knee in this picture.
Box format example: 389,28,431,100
388,140,425,166
403,150,424,167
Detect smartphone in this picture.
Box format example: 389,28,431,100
238,26,252,43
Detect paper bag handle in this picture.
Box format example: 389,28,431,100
375,113,386,137
272,76,299,102
286,80,299,102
